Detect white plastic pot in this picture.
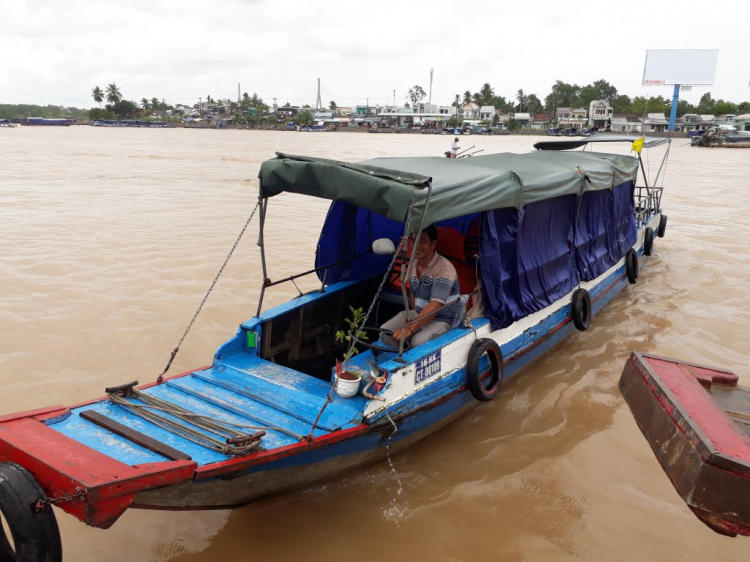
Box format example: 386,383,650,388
336,374,360,398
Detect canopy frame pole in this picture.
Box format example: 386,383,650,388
397,181,433,361
255,196,269,318
636,153,653,227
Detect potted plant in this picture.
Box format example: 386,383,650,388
334,306,369,398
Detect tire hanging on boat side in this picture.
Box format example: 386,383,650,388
571,288,592,331
0,462,62,562
657,214,668,238
466,338,503,402
625,249,639,284
643,227,654,256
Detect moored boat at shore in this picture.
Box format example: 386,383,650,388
0,136,671,560
691,128,750,148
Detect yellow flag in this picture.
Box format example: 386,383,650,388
631,137,645,153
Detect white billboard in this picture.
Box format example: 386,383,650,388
642,49,719,86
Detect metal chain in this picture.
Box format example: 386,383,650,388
308,209,413,441
157,201,261,383
35,487,87,512
342,206,413,367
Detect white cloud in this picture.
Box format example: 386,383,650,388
1,0,748,108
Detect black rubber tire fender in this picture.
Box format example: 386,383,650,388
625,249,639,284
643,226,654,256
571,288,592,331
0,462,62,562
657,214,668,238
466,338,503,402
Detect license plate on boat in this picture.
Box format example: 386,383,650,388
415,350,441,384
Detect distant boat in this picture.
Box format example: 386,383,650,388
691,128,750,148
26,117,76,126
0,119,17,128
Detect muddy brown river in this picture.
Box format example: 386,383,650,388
1,127,749,561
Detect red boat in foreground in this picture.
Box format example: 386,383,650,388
619,352,750,537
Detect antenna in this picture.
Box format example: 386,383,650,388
315,78,323,110
238,83,240,105
429,68,433,104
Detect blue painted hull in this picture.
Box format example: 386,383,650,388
131,233,642,509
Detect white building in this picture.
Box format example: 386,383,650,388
512,113,532,128
479,106,496,121
588,100,613,129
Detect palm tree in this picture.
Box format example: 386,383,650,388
151,97,160,111
452,94,461,107
463,91,472,105
106,83,122,104
91,86,104,107
479,83,494,106
516,89,529,112
141,98,150,111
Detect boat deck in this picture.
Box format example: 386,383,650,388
49,355,367,466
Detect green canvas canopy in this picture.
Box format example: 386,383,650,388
258,151,639,230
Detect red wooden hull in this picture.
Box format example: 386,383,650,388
619,352,750,537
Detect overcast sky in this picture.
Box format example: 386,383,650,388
2,0,748,109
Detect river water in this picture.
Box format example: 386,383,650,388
1,127,749,561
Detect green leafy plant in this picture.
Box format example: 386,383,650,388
335,306,369,366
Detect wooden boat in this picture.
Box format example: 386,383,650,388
0,137,670,560
619,352,750,537
691,128,750,148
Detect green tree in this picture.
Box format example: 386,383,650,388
267,115,279,128
591,79,618,101
107,99,138,118
492,113,499,126
632,95,669,117
505,117,521,132
91,86,104,107
452,94,461,108
697,92,715,114
150,97,161,111
676,99,696,116
515,89,529,112
610,94,633,114
250,93,263,107
714,100,738,115
88,107,115,121
544,80,580,112
408,85,426,108
329,100,337,110
738,101,750,113
140,98,150,111
527,94,543,114
578,85,601,109
298,109,314,126
490,95,514,113
477,83,495,106
462,90,472,105
106,83,122,104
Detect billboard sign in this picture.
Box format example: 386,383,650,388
642,49,719,86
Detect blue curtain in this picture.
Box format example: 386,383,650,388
575,181,635,281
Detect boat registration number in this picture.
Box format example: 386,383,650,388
415,350,441,384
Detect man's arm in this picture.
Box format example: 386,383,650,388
393,301,442,341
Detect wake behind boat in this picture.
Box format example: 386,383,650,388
0,137,670,560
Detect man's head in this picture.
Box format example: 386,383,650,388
412,224,438,263
454,137,459,142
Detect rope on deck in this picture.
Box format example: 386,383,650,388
107,387,303,456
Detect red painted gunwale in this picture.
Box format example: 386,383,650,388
636,354,750,476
